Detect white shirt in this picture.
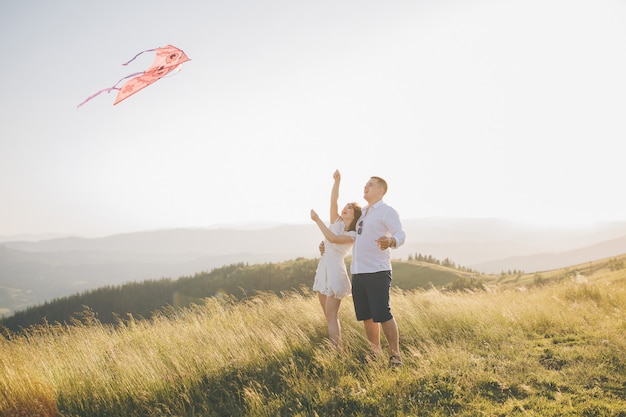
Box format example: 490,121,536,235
350,200,406,274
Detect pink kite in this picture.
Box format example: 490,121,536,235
78,45,190,107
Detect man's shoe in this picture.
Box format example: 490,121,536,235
389,355,402,367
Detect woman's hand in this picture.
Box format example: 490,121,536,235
310,209,320,222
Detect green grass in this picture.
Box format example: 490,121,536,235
1,257,625,416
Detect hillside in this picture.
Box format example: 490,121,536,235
1,255,624,416
2,219,626,317
0,258,470,332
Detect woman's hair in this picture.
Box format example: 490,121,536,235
346,202,362,232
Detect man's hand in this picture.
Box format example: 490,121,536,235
376,236,395,250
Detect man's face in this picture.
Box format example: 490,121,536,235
363,178,384,201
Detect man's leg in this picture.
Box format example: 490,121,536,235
363,318,381,354
381,317,401,366
381,317,400,357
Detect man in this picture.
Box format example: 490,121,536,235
351,176,406,366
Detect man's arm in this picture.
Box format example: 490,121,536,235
377,206,405,249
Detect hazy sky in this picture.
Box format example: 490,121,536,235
1,0,625,237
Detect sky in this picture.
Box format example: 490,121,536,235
1,0,625,238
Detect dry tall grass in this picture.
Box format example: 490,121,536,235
1,265,625,416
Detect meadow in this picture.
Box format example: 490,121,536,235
1,257,625,416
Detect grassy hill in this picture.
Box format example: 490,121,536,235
1,254,625,416
0,257,468,332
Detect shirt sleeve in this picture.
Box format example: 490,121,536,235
384,206,406,247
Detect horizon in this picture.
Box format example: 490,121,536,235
2,215,625,242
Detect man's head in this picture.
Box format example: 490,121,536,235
363,176,387,203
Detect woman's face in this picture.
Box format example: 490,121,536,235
341,204,356,222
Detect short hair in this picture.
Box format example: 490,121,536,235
371,176,388,195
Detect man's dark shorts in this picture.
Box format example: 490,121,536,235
351,270,393,323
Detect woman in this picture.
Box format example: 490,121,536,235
310,169,362,348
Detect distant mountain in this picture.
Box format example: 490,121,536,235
2,218,626,316
470,235,626,273
397,218,626,270
0,233,68,243
1,225,320,255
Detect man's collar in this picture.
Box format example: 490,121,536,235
364,200,384,210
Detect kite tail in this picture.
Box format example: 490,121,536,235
76,71,145,108
122,48,157,66
77,87,120,108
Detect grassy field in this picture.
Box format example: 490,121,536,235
1,257,625,416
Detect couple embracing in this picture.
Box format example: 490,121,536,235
310,170,405,367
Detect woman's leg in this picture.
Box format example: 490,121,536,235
317,292,327,317
325,296,343,347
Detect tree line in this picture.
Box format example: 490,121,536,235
1,256,474,334
0,258,319,333
408,252,476,273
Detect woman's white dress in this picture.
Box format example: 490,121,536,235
312,219,356,299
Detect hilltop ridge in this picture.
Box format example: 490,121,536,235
2,218,626,316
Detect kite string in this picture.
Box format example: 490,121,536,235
122,48,157,66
